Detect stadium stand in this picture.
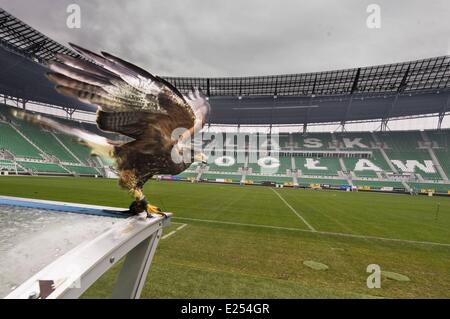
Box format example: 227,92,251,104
0,159,22,172
292,133,335,150
64,165,99,175
295,157,341,177
279,133,291,149
343,150,391,178
207,155,243,173
0,103,110,177
0,122,42,159
409,182,450,194
246,155,292,175
334,132,374,149
18,161,67,174
427,130,450,179
54,133,92,164
13,117,78,163
2,101,450,193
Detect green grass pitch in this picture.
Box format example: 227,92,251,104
0,176,449,298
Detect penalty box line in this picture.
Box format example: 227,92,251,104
172,216,450,248
270,188,316,232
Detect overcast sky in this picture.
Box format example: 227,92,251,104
1,0,449,77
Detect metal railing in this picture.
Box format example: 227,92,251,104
3,197,171,299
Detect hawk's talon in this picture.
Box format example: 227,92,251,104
146,204,167,218
146,212,169,219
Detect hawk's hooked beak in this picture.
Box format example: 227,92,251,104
193,152,208,164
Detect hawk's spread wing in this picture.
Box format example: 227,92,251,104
46,44,210,150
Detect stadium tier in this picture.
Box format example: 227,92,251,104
18,161,67,174
0,159,22,171
1,102,450,193
0,104,110,176
63,164,99,175
54,133,93,164
176,129,450,194
0,122,42,159
295,157,341,177
427,130,450,179
2,109,450,193
292,133,335,150
13,117,79,163
343,149,391,178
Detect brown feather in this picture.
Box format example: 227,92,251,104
46,43,210,193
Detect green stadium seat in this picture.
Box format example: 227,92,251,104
295,157,340,176
343,150,391,177
291,133,334,150
55,133,92,164
246,155,291,175
374,131,442,180
334,132,374,149
13,117,78,163
427,130,450,179
409,182,450,194
18,161,66,173
0,159,23,171
207,155,244,173
0,123,42,159
63,165,99,175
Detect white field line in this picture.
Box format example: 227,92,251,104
162,231,176,240
270,188,316,232
162,223,188,240
172,216,450,248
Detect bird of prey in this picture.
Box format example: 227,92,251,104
20,43,210,217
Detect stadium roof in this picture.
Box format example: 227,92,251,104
0,9,81,62
0,9,449,125
0,45,95,112
166,56,450,97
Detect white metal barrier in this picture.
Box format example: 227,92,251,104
3,201,171,299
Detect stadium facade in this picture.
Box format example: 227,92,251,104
0,9,449,195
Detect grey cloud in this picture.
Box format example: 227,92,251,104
1,0,449,77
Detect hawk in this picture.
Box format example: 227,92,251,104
21,43,210,217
